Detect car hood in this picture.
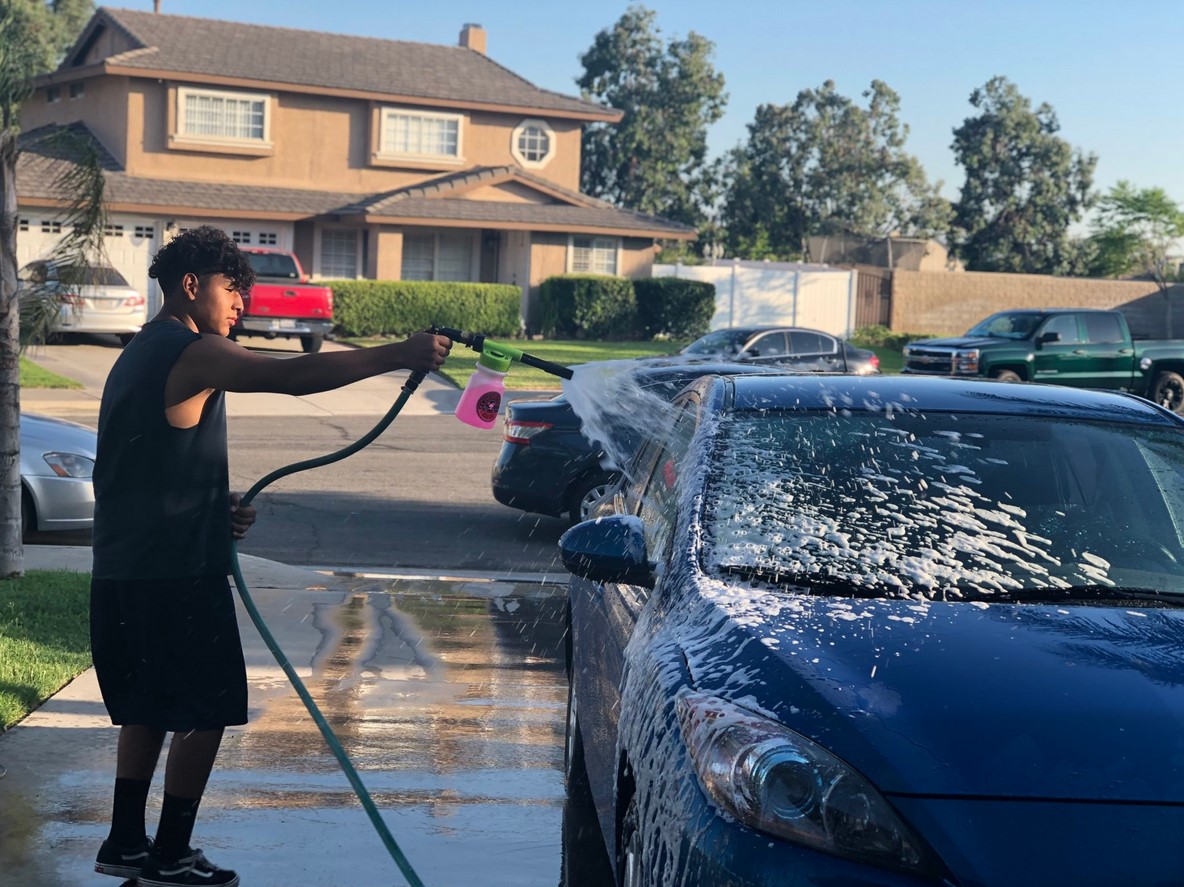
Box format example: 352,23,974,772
908,336,1008,350
679,587,1184,802
20,413,97,457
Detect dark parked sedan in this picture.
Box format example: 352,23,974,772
667,325,880,375
491,363,781,524
560,373,1184,886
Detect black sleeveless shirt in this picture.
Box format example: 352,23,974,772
92,320,231,579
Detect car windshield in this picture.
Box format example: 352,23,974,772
245,252,300,279
702,411,1184,600
681,330,749,356
964,312,1042,339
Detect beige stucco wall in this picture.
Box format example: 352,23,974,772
370,229,404,279
892,269,1184,338
100,79,583,194
22,77,130,165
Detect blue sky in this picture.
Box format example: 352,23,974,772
125,1,1182,207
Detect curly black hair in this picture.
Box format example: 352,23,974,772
148,225,256,296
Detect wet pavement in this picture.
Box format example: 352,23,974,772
0,549,572,886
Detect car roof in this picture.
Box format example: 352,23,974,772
707,326,835,336
719,373,1182,427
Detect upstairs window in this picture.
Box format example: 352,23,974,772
178,87,270,144
511,119,555,168
569,236,619,276
379,109,462,161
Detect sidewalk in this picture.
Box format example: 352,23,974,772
0,546,570,886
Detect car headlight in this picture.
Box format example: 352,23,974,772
676,691,940,876
953,349,979,373
42,452,94,478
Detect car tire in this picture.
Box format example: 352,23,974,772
618,794,645,887
568,473,616,525
117,333,135,346
1153,371,1184,414
300,333,324,353
992,369,1024,383
20,489,34,542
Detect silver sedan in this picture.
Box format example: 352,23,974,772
21,412,96,539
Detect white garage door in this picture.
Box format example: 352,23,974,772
16,210,159,311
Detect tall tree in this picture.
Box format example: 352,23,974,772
1,0,95,576
720,80,950,260
949,76,1095,275
577,5,726,228
1087,181,1184,283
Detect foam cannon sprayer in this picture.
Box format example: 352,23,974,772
428,325,574,429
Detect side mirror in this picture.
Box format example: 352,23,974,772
559,515,655,588
1038,331,1061,345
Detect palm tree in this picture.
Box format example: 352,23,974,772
0,0,98,576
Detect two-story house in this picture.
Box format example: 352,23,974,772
17,7,693,323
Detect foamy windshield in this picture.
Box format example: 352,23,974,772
704,411,1184,599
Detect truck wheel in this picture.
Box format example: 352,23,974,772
992,369,1023,383
300,333,324,353
1153,371,1184,413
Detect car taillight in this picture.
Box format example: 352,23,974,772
870,353,880,370
124,295,145,307
59,293,83,305
503,419,552,445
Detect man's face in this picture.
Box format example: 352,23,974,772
186,272,244,337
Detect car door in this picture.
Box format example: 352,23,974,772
786,329,845,372
1077,312,1136,390
738,331,790,366
1031,314,1088,384
570,402,693,830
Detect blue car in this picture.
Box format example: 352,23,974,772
560,374,1184,886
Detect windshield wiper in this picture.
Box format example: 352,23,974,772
719,567,1184,607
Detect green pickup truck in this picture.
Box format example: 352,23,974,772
901,309,1184,412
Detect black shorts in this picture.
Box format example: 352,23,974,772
90,574,248,732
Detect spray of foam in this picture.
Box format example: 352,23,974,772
563,359,684,484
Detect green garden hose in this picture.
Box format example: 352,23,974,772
229,370,430,887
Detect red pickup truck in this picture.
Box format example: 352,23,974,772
232,248,334,353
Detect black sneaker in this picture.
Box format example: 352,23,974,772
138,847,240,886
94,836,153,878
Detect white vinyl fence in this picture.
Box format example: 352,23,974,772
654,259,857,336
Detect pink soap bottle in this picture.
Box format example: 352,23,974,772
455,347,512,429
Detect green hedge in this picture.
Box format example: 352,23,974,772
537,274,639,339
634,277,716,340
324,280,522,337
850,324,936,350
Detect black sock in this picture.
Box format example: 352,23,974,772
108,777,151,847
154,792,201,860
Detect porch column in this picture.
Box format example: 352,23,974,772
370,228,404,280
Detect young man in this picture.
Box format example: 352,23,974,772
90,226,451,886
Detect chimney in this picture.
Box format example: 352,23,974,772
459,23,486,55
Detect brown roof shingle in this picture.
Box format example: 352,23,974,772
68,7,615,120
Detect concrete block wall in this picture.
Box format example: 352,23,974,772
891,269,1184,338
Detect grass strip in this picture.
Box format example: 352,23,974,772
0,570,92,731
20,357,83,389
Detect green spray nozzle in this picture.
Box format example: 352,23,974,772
430,326,574,380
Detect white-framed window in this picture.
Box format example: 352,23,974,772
511,118,555,168
569,235,620,276
231,230,251,244
178,86,270,145
400,232,474,282
320,228,359,278
133,225,155,240
379,108,462,161
258,232,277,245
41,220,62,234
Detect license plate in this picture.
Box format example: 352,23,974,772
274,319,297,329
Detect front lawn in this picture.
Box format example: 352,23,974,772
20,357,82,389
341,337,686,389
0,570,92,731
